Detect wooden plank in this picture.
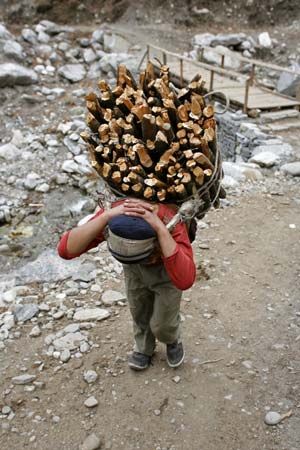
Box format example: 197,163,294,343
147,47,300,113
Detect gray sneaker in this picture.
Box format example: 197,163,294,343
166,341,185,368
128,352,151,371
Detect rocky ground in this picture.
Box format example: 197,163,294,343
0,10,300,450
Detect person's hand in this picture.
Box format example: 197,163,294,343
123,199,165,234
105,203,127,221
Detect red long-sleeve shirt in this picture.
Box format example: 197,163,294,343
57,202,196,291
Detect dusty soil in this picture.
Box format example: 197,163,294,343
1,183,300,450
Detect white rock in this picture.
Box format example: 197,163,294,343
12,374,36,385
21,28,37,44
0,24,12,39
83,370,98,384
80,342,90,353
52,332,86,351
58,64,86,83
60,349,71,362
222,161,263,182
264,411,281,425
35,183,50,193
101,290,126,306
280,162,300,177
84,396,98,408
11,130,25,148
202,45,241,70
172,375,181,383
29,325,41,337
62,159,79,173
242,360,252,369
80,433,102,450
14,304,39,322
222,175,239,188
258,32,272,49
3,40,24,61
92,29,105,44
24,172,41,190
2,288,17,303
83,48,97,64
0,143,20,161
0,63,38,87
249,151,280,168
73,308,110,321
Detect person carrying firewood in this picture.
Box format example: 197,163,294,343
57,197,196,370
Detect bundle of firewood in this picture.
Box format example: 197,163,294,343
80,62,224,207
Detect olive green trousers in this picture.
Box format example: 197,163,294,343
123,263,182,356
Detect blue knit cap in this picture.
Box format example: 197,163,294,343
108,215,156,240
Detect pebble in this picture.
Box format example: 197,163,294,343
60,349,71,363
264,411,282,425
2,406,11,415
29,325,41,337
73,308,110,322
172,375,181,384
14,304,39,322
83,370,98,384
84,396,98,408
101,290,126,306
80,433,102,450
153,409,161,416
12,374,36,385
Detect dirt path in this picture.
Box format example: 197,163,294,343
1,183,299,450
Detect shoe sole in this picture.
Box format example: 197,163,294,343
128,362,149,371
167,350,185,368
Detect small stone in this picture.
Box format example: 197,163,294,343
172,376,181,384
242,360,252,369
153,409,161,416
14,304,39,322
12,374,36,385
264,411,282,425
58,64,86,83
101,290,126,306
52,310,65,320
2,406,11,415
73,308,110,322
84,396,98,408
83,370,98,384
29,325,41,337
53,332,86,351
35,183,50,193
52,415,60,423
80,433,102,450
60,349,71,363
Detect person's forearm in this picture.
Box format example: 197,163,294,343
66,211,110,255
156,223,177,258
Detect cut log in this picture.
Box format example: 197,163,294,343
111,171,122,184
193,152,215,170
134,143,153,168
132,182,143,194
144,186,154,199
154,130,169,153
141,114,157,142
203,105,214,118
203,127,215,142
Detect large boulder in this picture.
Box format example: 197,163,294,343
277,62,300,98
201,45,241,70
280,162,300,177
3,40,24,61
0,63,38,87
